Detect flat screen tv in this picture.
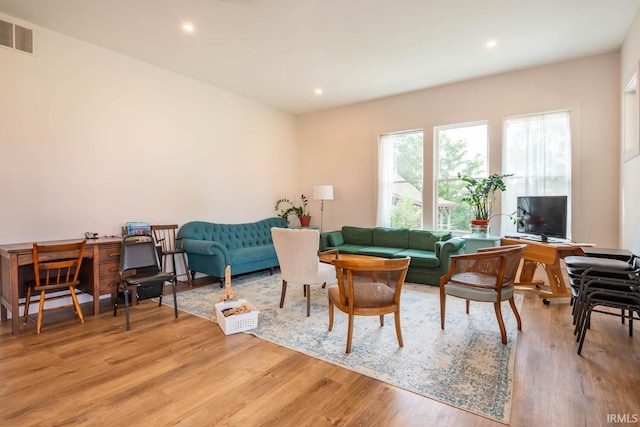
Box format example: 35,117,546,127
516,196,568,242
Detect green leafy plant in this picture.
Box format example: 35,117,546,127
275,194,309,220
459,173,512,220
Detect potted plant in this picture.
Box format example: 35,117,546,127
275,194,311,226
459,173,512,235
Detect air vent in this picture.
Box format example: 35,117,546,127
0,20,12,48
0,19,34,54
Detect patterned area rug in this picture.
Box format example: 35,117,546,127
163,271,521,424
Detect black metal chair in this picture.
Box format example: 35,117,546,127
564,229,640,354
114,234,178,330
570,264,640,355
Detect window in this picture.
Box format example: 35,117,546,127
435,122,488,232
377,131,423,228
501,111,572,237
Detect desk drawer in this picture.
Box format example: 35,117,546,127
99,276,120,294
99,244,121,262
99,261,120,277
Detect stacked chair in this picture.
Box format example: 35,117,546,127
564,229,640,355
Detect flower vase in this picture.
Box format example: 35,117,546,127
470,219,489,237
299,215,311,227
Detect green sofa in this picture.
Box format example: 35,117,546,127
319,226,465,286
177,217,288,283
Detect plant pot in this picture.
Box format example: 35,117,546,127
470,219,489,237
299,216,311,227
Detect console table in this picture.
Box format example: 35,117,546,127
0,237,122,335
500,237,587,303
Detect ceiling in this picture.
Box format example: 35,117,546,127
0,0,639,115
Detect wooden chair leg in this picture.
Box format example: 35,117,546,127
23,286,32,325
36,290,46,334
379,314,384,327
466,299,470,314
346,313,354,353
68,285,85,323
494,302,507,344
305,284,310,317
180,252,192,287
328,299,334,331
440,291,446,330
394,311,404,347
509,297,522,331
279,280,287,308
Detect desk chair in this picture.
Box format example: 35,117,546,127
24,240,87,334
440,244,527,344
271,227,337,317
151,224,192,287
114,235,178,330
329,256,410,353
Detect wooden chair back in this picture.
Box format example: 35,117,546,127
332,257,410,312
151,224,181,253
33,241,86,291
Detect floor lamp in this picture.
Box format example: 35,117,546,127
313,185,334,233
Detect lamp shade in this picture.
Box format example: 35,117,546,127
313,185,334,200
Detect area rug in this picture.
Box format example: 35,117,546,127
162,271,521,424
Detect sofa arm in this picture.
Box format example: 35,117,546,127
435,237,466,273
320,231,341,251
181,239,231,263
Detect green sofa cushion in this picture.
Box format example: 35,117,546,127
409,230,452,251
328,232,344,247
333,244,367,254
342,226,373,246
395,249,440,268
373,227,409,248
357,246,405,258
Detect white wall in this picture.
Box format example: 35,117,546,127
298,53,621,247
0,14,298,244
620,8,640,249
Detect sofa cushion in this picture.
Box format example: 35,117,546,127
342,226,373,246
373,227,409,248
333,244,368,254
409,230,452,251
356,246,405,258
328,232,344,247
229,245,276,266
395,249,440,268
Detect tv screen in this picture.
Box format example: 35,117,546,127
516,196,568,241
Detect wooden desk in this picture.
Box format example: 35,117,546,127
500,237,586,303
0,237,122,335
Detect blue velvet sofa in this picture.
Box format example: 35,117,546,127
177,217,288,282
320,226,465,286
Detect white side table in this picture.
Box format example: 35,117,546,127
462,235,501,253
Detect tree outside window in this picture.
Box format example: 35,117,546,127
435,122,488,232
377,131,423,228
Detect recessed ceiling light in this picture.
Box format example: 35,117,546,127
314,88,323,96
485,39,498,49
182,23,195,33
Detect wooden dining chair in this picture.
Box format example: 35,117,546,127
24,240,87,333
151,224,192,287
439,244,527,344
329,256,411,353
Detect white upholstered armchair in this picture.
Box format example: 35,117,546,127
271,227,337,316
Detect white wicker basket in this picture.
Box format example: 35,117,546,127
215,299,259,335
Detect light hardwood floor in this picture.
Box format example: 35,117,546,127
1,276,639,427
